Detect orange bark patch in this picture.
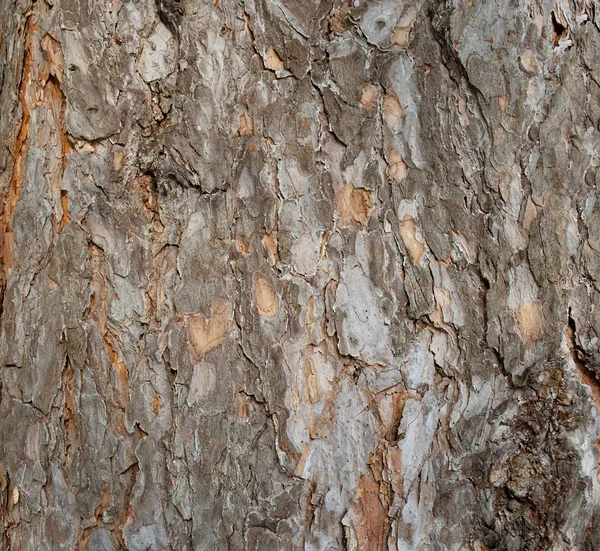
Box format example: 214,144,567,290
346,474,387,551
434,285,452,312
516,301,542,344
136,174,158,215
294,442,312,478
254,274,279,318
59,191,69,230
1,17,36,275
399,215,425,264
89,244,130,407
262,231,278,265
235,233,252,256
186,299,231,359
235,389,249,419
519,49,538,75
360,84,378,109
104,330,129,395
40,33,71,232
237,113,254,136
330,5,351,34
264,47,284,71
337,185,373,227
391,9,418,48
113,148,126,171
1,19,71,282
383,93,403,130
0,18,71,299
303,355,319,406
386,149,407,182
152,396,163,415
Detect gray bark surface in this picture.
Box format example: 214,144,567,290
2,0,600,549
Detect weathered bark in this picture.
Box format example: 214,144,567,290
1,0,600,549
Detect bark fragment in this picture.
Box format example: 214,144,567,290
1,0,600,549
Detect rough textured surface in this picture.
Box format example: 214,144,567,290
2,0,600,549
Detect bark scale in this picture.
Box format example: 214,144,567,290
1,0,600,550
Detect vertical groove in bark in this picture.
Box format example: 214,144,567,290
1,9,35,283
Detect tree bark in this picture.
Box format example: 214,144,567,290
2,0,600,549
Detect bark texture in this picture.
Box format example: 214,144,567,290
2,0,600,549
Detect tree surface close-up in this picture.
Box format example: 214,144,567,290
2,0,600,549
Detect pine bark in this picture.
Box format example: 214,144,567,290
2,0,600,549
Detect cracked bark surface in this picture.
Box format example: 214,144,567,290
2,0,600,549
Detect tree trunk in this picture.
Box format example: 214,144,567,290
2,0,600,549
